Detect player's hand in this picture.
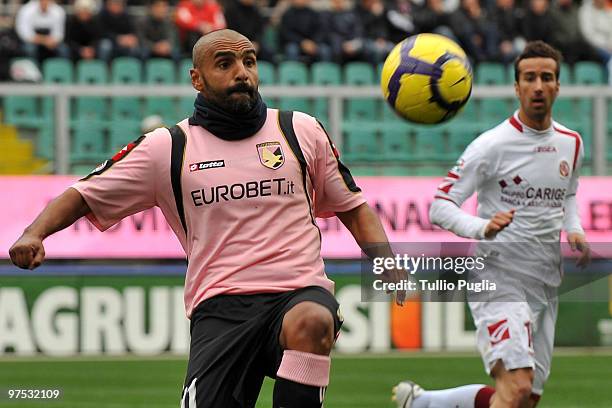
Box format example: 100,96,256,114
567,232,591,268
484,209,515,239
381,267,407,306
9,233,45,270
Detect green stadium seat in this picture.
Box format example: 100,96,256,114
71,120,107,162
110,57,143,123
145,59,177,124
447,123,484,156
108,121,142,152
111,57,142,84
574,62,605,84
257,60,276,107
145,58,176,83
311,62,341,123
380,122,413,161
43,58,73,83
480,98,510,125
476,63,506,85
278,61,310,113
178,58,193,84
342,121,381,161
414,126,451,161
75,60,108,121
344,62,377,120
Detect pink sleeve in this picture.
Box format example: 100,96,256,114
309,120,366,218
72,131,166,231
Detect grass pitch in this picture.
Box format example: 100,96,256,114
0,352,610,407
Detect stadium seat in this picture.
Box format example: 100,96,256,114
480,98,511,125
110,57,143,123
108,121,142,152
311,62,342,123
476,63,506,85
414,125,452,161
71,120,107,163
257,60,276,107
178,58,193,84
111,57,142,84
75,60,109,121
43,58,73,83
344,62,377,120
145,59,177,124
574,62,605,84
380,122,414,161
447,123,484,156
278,61,310,112
145,58,176,83
342,121,381,161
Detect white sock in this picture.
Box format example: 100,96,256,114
412,384,487,408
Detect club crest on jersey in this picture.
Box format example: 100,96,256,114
559,160,570,178
257,141,284,169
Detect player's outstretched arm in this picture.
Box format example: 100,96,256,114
9,187,91,270
336,202,406,305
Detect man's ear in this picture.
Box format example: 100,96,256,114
190,68,204,92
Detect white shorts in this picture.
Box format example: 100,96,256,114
469,286,558,395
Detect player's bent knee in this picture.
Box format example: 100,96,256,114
281,302,334,354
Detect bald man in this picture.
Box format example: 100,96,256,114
9,29,402,407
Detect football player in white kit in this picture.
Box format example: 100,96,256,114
392,41,591,408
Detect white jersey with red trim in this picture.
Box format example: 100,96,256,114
430,112,584,286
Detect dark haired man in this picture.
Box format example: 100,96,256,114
9,29,403,408
392,41,590,408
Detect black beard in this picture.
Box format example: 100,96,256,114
205,83,257,115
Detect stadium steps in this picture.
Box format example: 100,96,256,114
0,124,48,174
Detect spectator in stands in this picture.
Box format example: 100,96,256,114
521,0,554,43
489,0,524,63
325,0,367,64
279,0,331,63
224,0,275,62
385,0,417,44
98,0,141,60
354,0,394,64
550,0,601,65
412,0,455,39
139,0,179,60
450,0,497,63
579,0,612,64
15,0,69,61
175,0,226,55
65,0,103,61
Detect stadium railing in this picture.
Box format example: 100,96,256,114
0,84,609,175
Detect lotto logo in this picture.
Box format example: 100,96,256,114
189,160,225,172
487,319,511,346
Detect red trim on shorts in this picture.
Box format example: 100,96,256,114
553,126,581,170
530,393,541,402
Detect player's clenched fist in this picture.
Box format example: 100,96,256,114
9,233,45,270
484,209,515,239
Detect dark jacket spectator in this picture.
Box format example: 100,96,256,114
98,0,141,59
521,0,554,43
280,0,331,63
413,0,452,34
550,0,601,64
224,0,275,61
385,0,417,43
65,0,103,60
324,0,367,63
450,0,497,63
354,0,394,63
138,0,179,60
489,0,523,63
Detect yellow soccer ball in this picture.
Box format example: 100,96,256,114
380,33,473,124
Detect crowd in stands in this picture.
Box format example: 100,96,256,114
0,0,610,76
